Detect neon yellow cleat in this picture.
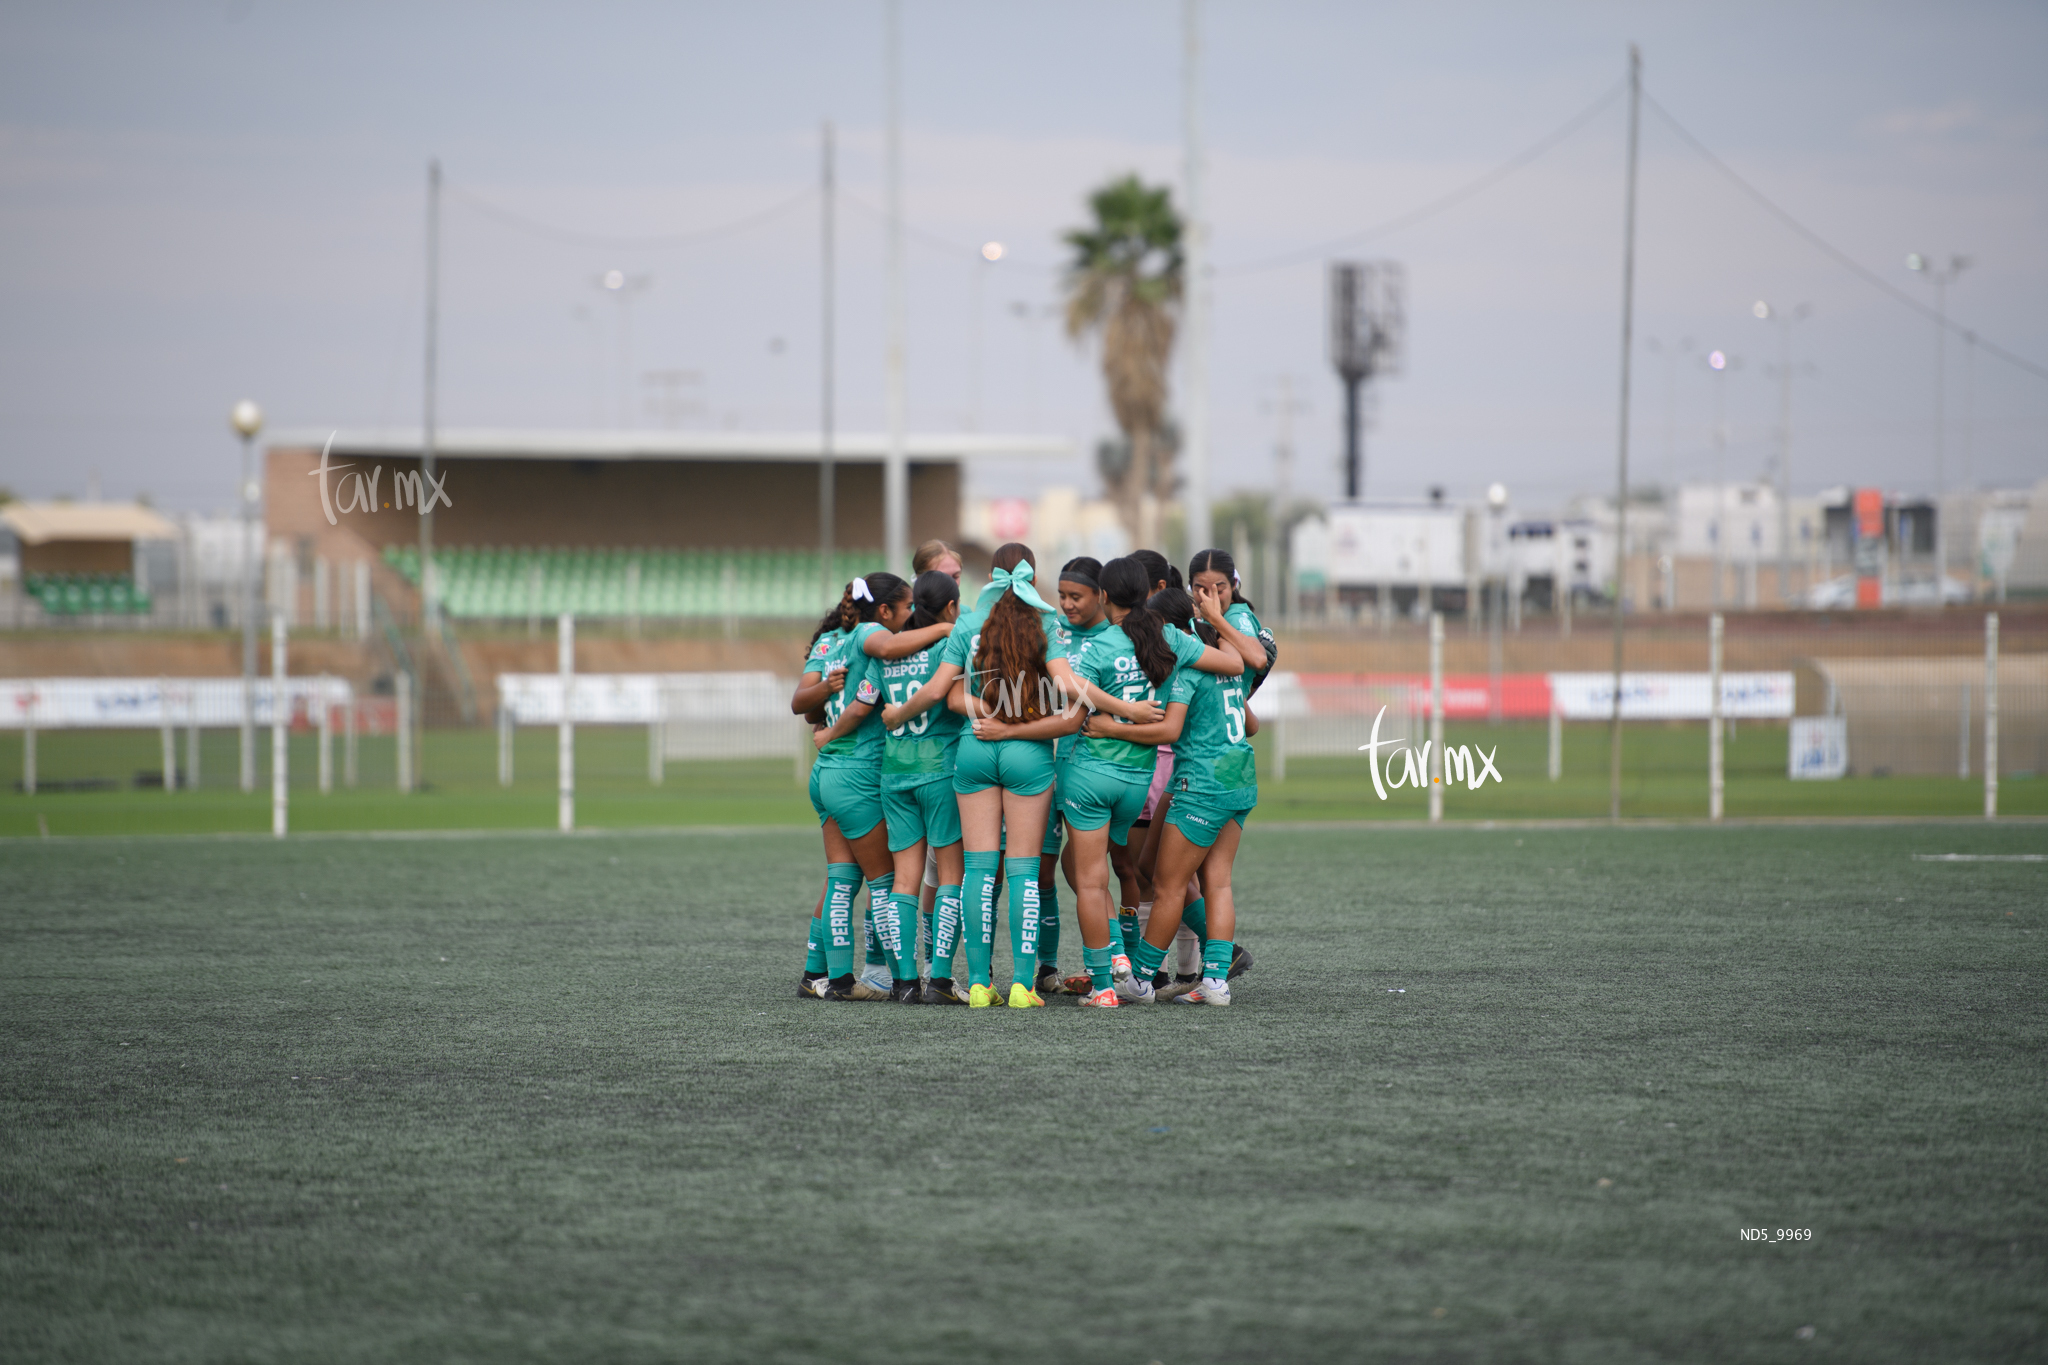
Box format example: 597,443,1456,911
969,983,1001,1008
1007,983,1046,1008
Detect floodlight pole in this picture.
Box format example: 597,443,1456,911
1181,0,1212,554
882,0,908,573
421,158,441,635
1607,45,1641,822
820,121,837,603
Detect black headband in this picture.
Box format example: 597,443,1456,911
1059,571,1099,590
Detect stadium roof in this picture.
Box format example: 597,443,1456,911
1,500,180,544
267,429,1073,463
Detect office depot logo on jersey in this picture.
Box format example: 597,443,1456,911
1357,705,1502,801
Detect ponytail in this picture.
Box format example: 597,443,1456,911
1148,585,1217,648
1102,557,1177,687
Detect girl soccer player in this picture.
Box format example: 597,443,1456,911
878,570,971,1004
1099,580,1261,1006
799,572,950,1002
1062,557,1242,1008
884,544,1159,1007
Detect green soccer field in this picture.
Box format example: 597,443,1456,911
3,825,2043,1362
1,722,2039,837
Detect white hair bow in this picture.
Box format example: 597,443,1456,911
850,578,873,602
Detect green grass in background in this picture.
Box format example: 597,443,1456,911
2,825,2043,1362
1,722,2039,837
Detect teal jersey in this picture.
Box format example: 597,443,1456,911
1224,600,1274,690
1070,622,1206,776
1166,662,1257,804
881,637,964,789
939,590,1070,713
1054,616,1112,760
817,621,888,768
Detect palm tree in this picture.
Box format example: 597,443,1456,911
1063,175,1183,548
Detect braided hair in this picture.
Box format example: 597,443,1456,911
807,571,909,653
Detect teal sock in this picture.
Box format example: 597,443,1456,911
920,908,935,974
823,863,862,978
1203,938,1233,982
1132,935,1168,982
1118,911,1140,957
1037,875,1061,966
862,871,895,967
933,885,963,979
885,892,920,982
1182,897,1209,944
1004,857,1040,987
865,873,897,972
962,853,1001,988
1083,944,1115,993
804,914,826,975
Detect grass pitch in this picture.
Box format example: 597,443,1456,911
2,825,2043,1363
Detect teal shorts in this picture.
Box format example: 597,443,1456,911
1163,793,1252,849
809,763,885,841
884,777,962,853
1060,763,1151,846
953,733,1057,798
1041,800,1064,856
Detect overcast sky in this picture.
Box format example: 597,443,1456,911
2,0,2043,520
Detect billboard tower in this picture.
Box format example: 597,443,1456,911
1328,261,1405,501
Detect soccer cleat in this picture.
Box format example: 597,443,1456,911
1061,973,1094,997
968,983,1002,1009
1228,944,1255,980
821,975,863,1002
798,972,829,1000
1110,953,1133,984
856,963,894,995
1152,970,1171,990
1156,973,1201,1002
1006,983,1046,1008
924,976,970,1005
1114,975,1156,1005
1177,977,1232,1006
1078,987,1119,1009
890,979,923,1004
1034,963,1066,997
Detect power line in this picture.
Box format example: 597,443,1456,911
443,182,816,251
1216,81,1627,276
1642,92,2048,386
837,190,1060,271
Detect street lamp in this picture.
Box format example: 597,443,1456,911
1905,253,1970,587
970,242,1003,429
1703,350,1739,608
1753,300,1811,604
230,399,263,792
595,270,653,428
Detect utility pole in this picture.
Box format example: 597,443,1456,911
1607,45,1642,823
820,121,837,603
1181,0,1212,554
882,0,908,573
1706,349,1733,608
1906,253,1969,585
421,158,441,635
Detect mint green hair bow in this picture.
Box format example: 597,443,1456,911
978,559,1055,614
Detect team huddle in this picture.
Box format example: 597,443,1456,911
793,538,1276,1009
